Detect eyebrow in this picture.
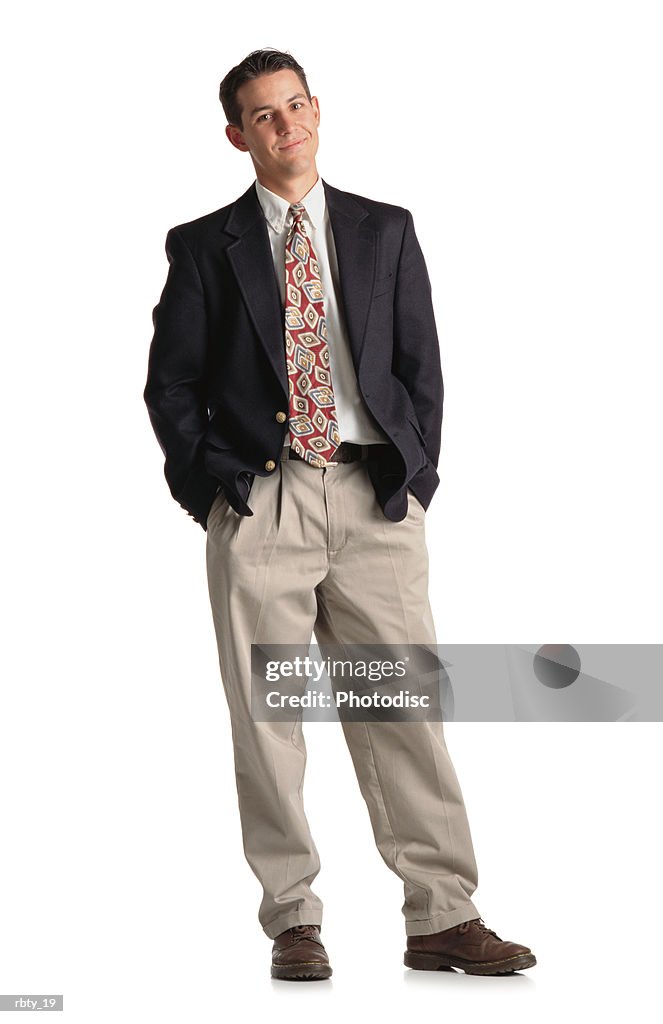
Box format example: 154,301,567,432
249,93,307,118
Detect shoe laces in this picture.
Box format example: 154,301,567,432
291,924,319,939
458,918,501,940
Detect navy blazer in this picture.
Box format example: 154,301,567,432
144,178,443,528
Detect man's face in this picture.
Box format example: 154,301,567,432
226,69,320,182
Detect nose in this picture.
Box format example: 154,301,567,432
275,110,298,134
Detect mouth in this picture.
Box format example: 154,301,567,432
279,138,306,151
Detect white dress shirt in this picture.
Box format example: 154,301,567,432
254,175,390,448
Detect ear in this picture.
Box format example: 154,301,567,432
225,123,249,152
311,95,320,125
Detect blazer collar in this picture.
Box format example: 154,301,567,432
221,178,375,395
254,174,326,233
222,177,369,236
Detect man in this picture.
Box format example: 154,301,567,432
144,48,536,980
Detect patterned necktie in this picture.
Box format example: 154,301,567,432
283,202,340,467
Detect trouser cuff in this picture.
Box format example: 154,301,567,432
263,909,323,940
405,900,481,936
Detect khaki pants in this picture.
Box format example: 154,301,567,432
205,453,480,938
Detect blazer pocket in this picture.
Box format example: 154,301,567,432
373,271,394,299
407,413,427,449
204,430,235,451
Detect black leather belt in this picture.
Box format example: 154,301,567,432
282,442,388,464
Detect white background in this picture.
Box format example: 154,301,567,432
1,1,662,1020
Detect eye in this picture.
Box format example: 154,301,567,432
258,113,272,122
292,102,303,110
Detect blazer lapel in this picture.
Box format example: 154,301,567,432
322,178,376,371
221,178,377,395
222,183,289,394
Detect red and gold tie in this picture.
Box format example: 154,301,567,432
283,202,341,467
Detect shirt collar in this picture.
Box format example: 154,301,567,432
254,174,325,233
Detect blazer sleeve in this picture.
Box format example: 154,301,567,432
391,209,444,469
143,227,219,527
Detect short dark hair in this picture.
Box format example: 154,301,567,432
219,48,312,129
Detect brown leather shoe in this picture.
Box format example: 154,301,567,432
405,918,536,975
271,924,332,981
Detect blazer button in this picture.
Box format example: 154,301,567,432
275,411,287,423
265,459,276,471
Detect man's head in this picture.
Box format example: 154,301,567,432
219,48,320,193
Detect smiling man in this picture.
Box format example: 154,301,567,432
231,80,318,187
144,48,536,981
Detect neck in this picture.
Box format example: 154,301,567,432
256,166,319,205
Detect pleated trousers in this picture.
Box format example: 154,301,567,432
205,451,480,939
